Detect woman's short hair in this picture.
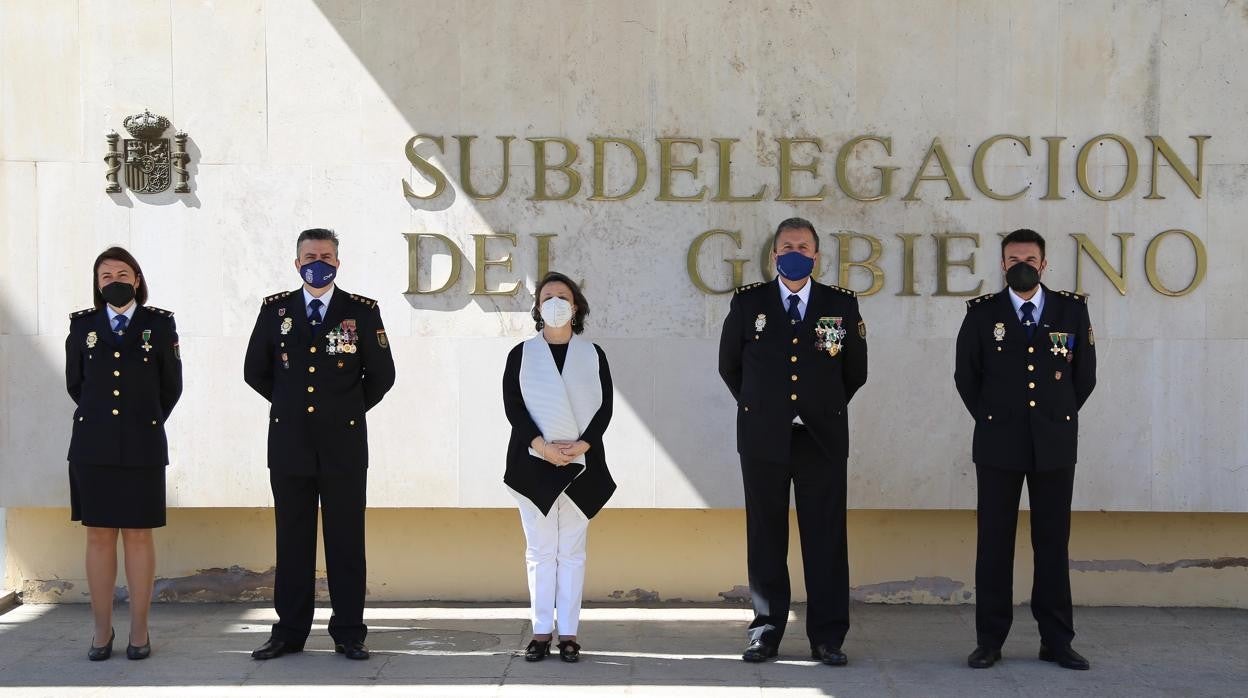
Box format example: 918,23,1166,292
92,246,149,310
531,271,590,334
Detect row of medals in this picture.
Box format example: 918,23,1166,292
993,322,1075,362
755,313,847,356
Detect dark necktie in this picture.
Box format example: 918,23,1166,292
308,298,324,326
787,294,802,325
113,315,128,335
1020,300,1036,339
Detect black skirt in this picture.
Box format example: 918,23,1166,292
69,462,167,529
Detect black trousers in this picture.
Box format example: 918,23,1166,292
740,426,849,649
974,464,1076,650
269,467,368,645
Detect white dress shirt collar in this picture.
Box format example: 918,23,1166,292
777,276,812,319
303,285,335,317
1008,284,1045,323
105,302,137,327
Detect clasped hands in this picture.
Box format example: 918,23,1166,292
531,437,590,467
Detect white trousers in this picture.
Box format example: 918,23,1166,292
512,490,590,636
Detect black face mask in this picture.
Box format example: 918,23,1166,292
101,281,136,308
1005,262,1041,294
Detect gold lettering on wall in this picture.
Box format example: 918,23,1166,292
688,229,748,294
1072,233,1133,296
1144,229,1207,297
903,138,969,201
402,135,450,200
896,233,921,297
657,138,707,202
455,135,514,200
529,138,581,201
1076,134,1138,201
835,136,897,202
776,138,826,201
1144,135,1210,200
471,233,521,296
1041,136,1066,201
404,233,461,294
712,138,767,202
589,137,647,201
933,233,984,296
833,233,885,296
972,134,1032,201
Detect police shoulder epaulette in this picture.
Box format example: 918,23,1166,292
826,284,856,298
350,293,378,308
144,305,174,317
263,290,297,305
734,282,765,294
965,293,996,310
1054,289,1089,304
69,307,96,319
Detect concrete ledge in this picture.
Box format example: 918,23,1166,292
0,589,17,614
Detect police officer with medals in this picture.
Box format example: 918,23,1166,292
244,228,396,661
718,217,868,666
955,228,1096,671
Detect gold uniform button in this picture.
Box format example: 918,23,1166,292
113,352,121,358
306,386,314,393
791,374,798,381
987,415,993,421
307,406,315,413
349,420,356,426
1029,400,1036,407
1027,364,1034,372
113,389,120,397
111,409,119,416
1028,347,1035,354
791,338,798,345
790,356,797,363
78,417,84,422
744,406,750,412
754,334,759,340
308,366,316,373
113,370,121,377
790,394,798,401
1028,382,1035,389
274,417,280,423
151,420,157,426
310,346,317,353
1066,415,1072,421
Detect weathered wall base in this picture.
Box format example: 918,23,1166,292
6,508,1246,607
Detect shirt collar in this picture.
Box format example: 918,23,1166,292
303,285,335,311
777,276,812,306
105,303,137,324
1008,285,1044,315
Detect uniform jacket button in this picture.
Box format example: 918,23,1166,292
111,409,119,415
790,394,798,401
307,406,315,413
308,366,316,373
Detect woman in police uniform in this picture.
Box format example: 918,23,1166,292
65,247,182,661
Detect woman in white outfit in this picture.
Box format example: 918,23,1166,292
502,271,616,663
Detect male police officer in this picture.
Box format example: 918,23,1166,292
955,228,1096,671
244,228,396,661
719,217,868,666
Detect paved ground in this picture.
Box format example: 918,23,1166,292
0,602,1244,696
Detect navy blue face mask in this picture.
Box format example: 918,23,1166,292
300,260,337,289
775,251,815,281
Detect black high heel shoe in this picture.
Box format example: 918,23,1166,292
126,631,151,660
88,628,115,661
524,638,552,662
557,639,581,663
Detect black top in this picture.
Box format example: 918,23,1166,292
65,304,183,468
243,288,397,475
719,279,868,464
955,285,1096,472
502,340,616,518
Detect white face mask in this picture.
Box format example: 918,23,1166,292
540,297,574,328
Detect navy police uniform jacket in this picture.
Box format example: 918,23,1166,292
243,288,396,475
719,279,868,464
954,285,1096,472
65,305,183,468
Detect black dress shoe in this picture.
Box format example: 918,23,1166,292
126,631,151,660
557,639,581,663
742,640,778,663
251,637,304,660
88,628,115,661
524,638,551,662
1039,644,1090,670
334,640,370,660
810,643,848,666
967,646,1002,668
